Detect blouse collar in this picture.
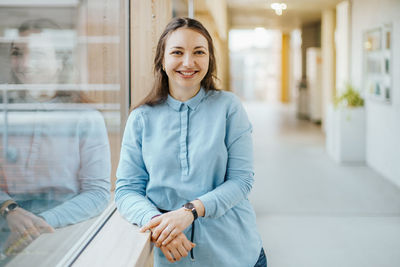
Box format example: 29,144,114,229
167,87,206,111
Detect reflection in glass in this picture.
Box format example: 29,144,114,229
0,18,111,261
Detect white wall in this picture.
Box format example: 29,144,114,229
289,29,302,101
336,1,350,94
351,0,400,186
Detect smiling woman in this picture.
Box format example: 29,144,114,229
115,17,267,267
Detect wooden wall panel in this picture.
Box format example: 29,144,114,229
131,0,172,106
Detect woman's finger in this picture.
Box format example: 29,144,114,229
34,217,55,233
177,244,189,258
168,246,181,262
161,228,179,246
151,223,168,241
27,226,41,239
156,225,175,246
182,238,194,251
160,246,175,263
20,231,33,244
140,216,161,232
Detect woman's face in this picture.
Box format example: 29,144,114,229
10,30,61,101
11,30,61,85
163,28,209,94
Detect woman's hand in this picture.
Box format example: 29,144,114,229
6,208,54,239
140,208,194,247
5,208,55,254
159,232,196,263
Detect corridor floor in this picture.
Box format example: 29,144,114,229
246,102,400,267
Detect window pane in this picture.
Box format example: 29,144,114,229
0,0,127,264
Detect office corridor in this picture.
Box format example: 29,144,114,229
246,103,400,267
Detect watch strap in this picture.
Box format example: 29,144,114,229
183,202,198,221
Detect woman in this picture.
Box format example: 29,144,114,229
115,17,267,266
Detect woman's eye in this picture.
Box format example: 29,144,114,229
171,51,183,55
194,50,206,55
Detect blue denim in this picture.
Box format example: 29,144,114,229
254,247,267,267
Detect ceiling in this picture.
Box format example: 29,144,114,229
228,0,343,30
173,0,344,31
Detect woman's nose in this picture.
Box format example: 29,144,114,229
17,52,35,70
182,54,195,67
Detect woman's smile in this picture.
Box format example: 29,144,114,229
175,70,199,78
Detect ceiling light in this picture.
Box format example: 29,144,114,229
271,2,287,16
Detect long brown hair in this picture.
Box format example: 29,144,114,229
134,17,218,109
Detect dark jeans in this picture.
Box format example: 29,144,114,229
254,247,267,267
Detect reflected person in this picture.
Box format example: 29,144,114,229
0,19,111,257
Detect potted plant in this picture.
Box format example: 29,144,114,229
326,84,366,163
333,84,364,109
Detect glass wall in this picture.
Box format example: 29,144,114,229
0,0,128,264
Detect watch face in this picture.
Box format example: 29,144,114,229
8,203,18,211
184,202,194,210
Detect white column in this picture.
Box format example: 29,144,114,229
335,0,351,94
188,0,194,18
321,9,336,131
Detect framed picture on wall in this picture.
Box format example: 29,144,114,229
363,24,392,103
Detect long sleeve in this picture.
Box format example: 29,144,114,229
39,111,111,228
115,110,161,227
198,99,254,218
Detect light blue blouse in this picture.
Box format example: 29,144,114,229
0,107,111,228
115,88,262,267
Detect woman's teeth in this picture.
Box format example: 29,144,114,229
179,71,196,76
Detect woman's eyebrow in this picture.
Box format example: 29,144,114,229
170,46,184,50
169,46,207,50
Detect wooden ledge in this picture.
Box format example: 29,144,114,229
6,205,153,267
72,210,153,267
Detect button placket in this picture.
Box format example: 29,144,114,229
179,104,189,177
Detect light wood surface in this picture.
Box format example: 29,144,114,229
72,210,153,267
5,204,153,267
6,203,115,267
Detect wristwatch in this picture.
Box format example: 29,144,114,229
1,201,18,218
183,202,198,221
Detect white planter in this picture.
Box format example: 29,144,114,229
326,104,366,163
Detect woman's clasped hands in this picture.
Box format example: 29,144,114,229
140,208,195,263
